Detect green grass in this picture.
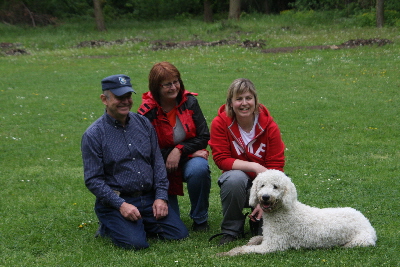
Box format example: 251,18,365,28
1,14,399,266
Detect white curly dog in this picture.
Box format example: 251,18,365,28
219,170,377,256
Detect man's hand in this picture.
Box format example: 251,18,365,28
152,199,168,220
119,202,142,221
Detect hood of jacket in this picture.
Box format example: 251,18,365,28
139,90,198,114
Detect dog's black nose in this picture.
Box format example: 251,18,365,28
262,195,270,201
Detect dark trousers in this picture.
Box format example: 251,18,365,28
95,193,189,249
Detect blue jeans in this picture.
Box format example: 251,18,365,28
95,192,189,250
168,157,211,224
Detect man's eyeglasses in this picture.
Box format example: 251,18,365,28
161,80,180,89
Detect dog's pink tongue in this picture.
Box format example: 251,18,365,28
263,204,271,209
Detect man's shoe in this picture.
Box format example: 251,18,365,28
192,221,210,232
208,233,238,246
94,222,102,238
218,234,237,246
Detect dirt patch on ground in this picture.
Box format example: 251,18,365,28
75,38,144,48
74,39,266,50
149,39,267,50
74,37,391,52
261,38,393,53
0,42,28,55
1,38,393,56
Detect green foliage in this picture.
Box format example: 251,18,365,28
3,0,93,17
279,8,400,28
102,0,203,20
1,0,400,23
279,9,343,26
0,14,399,266
291,0,400,13
353,9,400,27
354,11,376,27
290,0,343,11
206,19,241,34
386,0,400,11
385,10,400,26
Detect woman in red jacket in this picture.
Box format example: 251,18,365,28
138,62,211,231
208,78,285,245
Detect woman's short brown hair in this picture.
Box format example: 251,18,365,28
148,62,185,104
225,78,259,118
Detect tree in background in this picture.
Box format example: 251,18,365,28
204,0,213,22
263,0,271,14
376,0,385,27
0,0,399,26
229,0,241,20
93,0,106,31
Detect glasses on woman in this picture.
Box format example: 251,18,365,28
161,80,180,89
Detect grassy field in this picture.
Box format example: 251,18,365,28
1,13,399,266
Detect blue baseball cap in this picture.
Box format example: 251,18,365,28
101,74,136,96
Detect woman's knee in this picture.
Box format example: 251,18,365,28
184,157,210,174
184,158,211,184
219,170,248,188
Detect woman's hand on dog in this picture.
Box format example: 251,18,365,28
249,204,263,222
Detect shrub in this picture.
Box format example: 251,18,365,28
384,10,400,26
279,9,343,26
354,11,376,27
354,9,400,27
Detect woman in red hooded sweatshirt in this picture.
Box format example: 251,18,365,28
138,62,211,232
208,78,285,245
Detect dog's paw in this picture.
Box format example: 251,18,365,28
216,247,244,256
247,235,263,245
216,252,229,257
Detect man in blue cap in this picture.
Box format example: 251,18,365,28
81,74,189,249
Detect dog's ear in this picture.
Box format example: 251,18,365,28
249,177,259,207
282,175,297,208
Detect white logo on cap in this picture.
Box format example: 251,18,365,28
119,77,127,85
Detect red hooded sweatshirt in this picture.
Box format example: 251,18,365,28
209,104,285,179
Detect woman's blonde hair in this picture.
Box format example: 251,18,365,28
225,78,259,118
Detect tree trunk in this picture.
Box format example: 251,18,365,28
93,0,106,31
204,0,213,22
376,0,384,28
21,2,36,27
228,0,241,20
263,0,271,15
